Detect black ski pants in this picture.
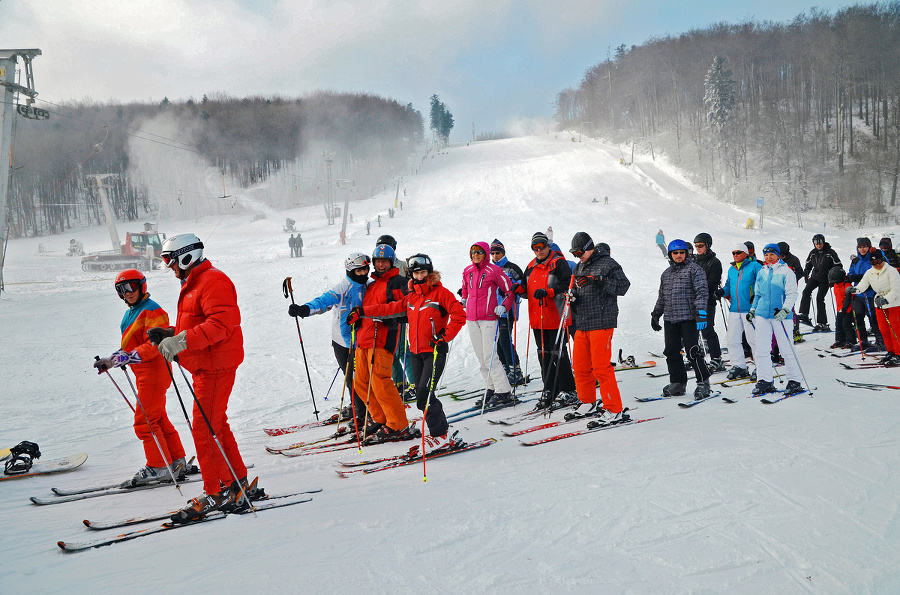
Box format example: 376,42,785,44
852,295,884,345
800,279,830,324
663,320,710,385
409,350,448,437
533,328,576,396
496,317,521,372
700,299,722,360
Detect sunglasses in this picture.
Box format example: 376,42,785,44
694,243,706,248
115,281,140,297
470,249,485,256
671,250,687,255
731,251,745,255
531,243,547,251
490,250,503,255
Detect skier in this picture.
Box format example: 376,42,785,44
93,270,187,485
850,248,900,365
366,221,371,235
519,231,577,409
375,234,412,393
289,252,369,430
650,239,711,400
289,234,296,257
345,244,414,443
296,233,303,257
462,241,515,408
357,254,466,446
693,233,725,371
828,266,856,349
879,237,899,269
799,234,841,331
151,234,257,523
655,229,667,258
746,243,805,396
848,237,886,351
566,232,630,424
715,243,763,380
489,239,526,386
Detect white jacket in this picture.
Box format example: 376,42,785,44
856,264,900,308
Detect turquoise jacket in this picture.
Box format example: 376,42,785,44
721,258,763,313
750,260,798,319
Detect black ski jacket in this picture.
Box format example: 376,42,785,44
803,243,841,283
570,246,630,331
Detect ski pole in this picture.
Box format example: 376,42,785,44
423,320,441,483
96,356,136,413
547,275,576,403
346,327,362,452
283,277,320,420
120,365,183,495
323,367,340,401
167,359,255,516
523,322,531,383
479,321,502,416
361,322,378,444
774,313,814,395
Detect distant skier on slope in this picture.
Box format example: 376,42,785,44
655,229,667,258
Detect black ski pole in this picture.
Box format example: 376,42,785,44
283,277,320,420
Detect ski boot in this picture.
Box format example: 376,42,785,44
782,380,804,396
532,391,555,411
726,366,750,380
693,382,711,401
123,465,173,487
474,389,494,408
662,382,686,397
486,392,515,408
708,358,726,373
587,409,629,428
564,401,600,421
752,380,777,395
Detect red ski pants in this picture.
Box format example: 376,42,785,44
190,368,247,494
353,347,408,431
572,328,623,413
876,306,900,354
132,368,185,468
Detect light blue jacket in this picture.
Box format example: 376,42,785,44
721,258,763,313
750,260,798,319
306,276,366,347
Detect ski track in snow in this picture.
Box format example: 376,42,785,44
1,134,899,592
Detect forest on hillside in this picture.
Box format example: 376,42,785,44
7,91,423,238
555,3,900,228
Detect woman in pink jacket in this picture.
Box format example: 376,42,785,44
461,241,514,407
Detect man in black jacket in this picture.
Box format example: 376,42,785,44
565,232,631,425
800,233,841,331
693,233,724,372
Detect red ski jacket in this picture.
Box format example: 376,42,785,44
523,253,572,330
356,266,408,351
174,260,244,373
364,272,466,354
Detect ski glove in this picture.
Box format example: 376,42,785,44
346,306,364,327
651,314,662,332
848,286,859,295
875,295,888,308
746,310,756,323
513,284,526,295
289,304,311,318
93,357,113,373
430,328,447,348
148,326,175,345
460,299,467,308
533,288,549,300
713,287,725,300
158,331,188,363
696,309,707,331
773,308,791,321
494,305,507,317
575,275,602,288
111,349,141,368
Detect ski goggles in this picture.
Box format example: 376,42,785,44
570,249,585,258
160,242,203,267
407,254,432,269
531,242,548,251
115,281,141,297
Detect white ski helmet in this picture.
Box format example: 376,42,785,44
344,252,370,271
161,233,204,270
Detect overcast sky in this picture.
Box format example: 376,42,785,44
2,0,851,141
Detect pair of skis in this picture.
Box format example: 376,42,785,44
335,437,496,477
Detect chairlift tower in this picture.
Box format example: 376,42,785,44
0,48,43,298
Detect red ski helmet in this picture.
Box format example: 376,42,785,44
115,269,147,300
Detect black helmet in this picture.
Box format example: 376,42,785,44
693,232,712,248
406,253,433,274
777,241,790,256
812,233,825,245
827,266,846,284
376,234,397,250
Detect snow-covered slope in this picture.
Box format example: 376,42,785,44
2,135,898,592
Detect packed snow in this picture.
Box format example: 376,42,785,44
2,134,899,592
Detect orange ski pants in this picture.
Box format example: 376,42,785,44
132,366,185,468
353,347,408,431
572,328,623,413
